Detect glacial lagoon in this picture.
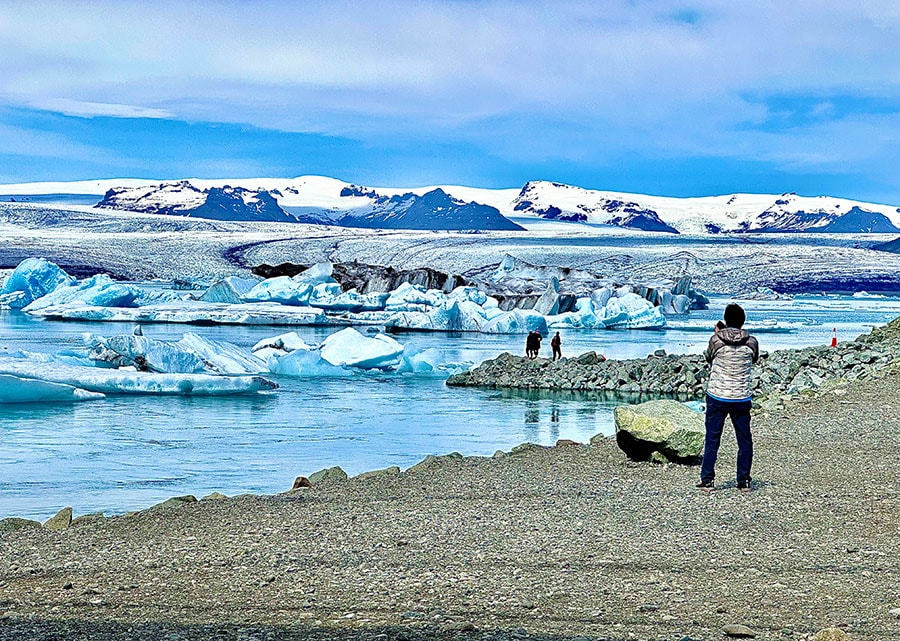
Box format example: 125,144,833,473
2,293,899,520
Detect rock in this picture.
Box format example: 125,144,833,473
492,450,507,458
291,476,312,490
575,351,601,365
890,607,900,618
353,466,401,481
444,621,476,632
510,442,546,455
70,513,104,527
813,628,850,641
555,438,580,447
614,400,704,464
43,507,72,531
200,492,229,500
722,624,757,638
308,466,348,484
0,517,41,535
148,495,197,511
589,433,606,445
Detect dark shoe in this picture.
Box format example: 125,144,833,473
696,479,715,491
737,480,752,494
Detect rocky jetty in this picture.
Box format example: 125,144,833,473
447,317,900,403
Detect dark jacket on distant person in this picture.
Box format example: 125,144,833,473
705,327,759,401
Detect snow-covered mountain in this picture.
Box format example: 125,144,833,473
3,175,900,235
507,181,900,234
90,177,523,231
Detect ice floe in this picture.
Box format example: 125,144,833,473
0,359,276,395
0,258,75,309
0,373,105,404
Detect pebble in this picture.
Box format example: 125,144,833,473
722,624,757,638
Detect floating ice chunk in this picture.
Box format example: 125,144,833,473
0,258,75,309
384,301,462,331
293,262,336,285
455,301,489,332
251,332,313,354
266,348,349,378
592,287,614,310
448,286,488,306
201,275,260,304
308,287,389,311
0,373,105,404
396,344,471,377
243,276,313,306
177,333,267,374
89,335,207,373
598,293,665,329
385,282,446,311
28,302,328,326
24,275,141,312
319,328,404,369
0,359,276,395
483,296,500,309
482,310,549,334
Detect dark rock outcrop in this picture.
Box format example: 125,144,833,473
253,261,468,294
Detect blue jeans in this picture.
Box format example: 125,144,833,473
700,395,753,484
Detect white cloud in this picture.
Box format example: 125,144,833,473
0,0,898,178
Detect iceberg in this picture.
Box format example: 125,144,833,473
293,262,336,285
88,334,207,373
201,276,261,304
319,327,404,369
243,276,313,306
0,358,276,395
176,333,268,374
267,348,349,378
0,373,105,404
597,293,666,329
0,258,75,309
482,309,549,334
384,282,446,312
251,332,313,355
395,345,471,377
27,301,328,326
447,286,488,306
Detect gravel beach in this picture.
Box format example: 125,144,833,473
1,372,898,641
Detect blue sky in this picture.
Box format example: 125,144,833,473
1,1,899,202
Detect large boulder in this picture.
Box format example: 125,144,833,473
613,399,704,464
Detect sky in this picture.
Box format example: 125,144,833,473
1,1,899,202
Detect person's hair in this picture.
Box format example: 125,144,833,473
724,303,745,329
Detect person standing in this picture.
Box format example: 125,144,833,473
533,330,542,358
697,304,759,493
551,331,562,360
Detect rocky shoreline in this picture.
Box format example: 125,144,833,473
446,318,900,409
1,368,899,640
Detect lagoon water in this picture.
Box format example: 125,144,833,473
2,294,899,520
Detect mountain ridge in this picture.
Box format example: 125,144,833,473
3,176,900,234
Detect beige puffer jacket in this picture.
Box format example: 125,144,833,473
705,327,759,401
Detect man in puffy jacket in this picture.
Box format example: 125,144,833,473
697,304,759,493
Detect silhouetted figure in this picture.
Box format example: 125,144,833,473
551,331,562,360
532,330,542,358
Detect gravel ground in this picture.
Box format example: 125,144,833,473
1,374,899,641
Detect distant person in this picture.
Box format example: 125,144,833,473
551,331,562,360
525,331,536,359
697,304,759,493
533,330,542,358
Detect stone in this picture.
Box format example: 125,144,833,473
308,466,348,485
812,628,850,641
555,438,580,447
200,492,229,500
353,466,401,481
890,607,900,618
291,476,312,490
43,507,72,531
722,624,757,638
71,513,105,527
589,433,606,445
0,517,41,535
148,495,197,511
614,400,704,464
510,442,545,455
492,450,507,458
444,621,476,632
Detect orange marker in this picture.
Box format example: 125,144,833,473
830,327,837,348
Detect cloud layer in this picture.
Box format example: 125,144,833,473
1,1,899,198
